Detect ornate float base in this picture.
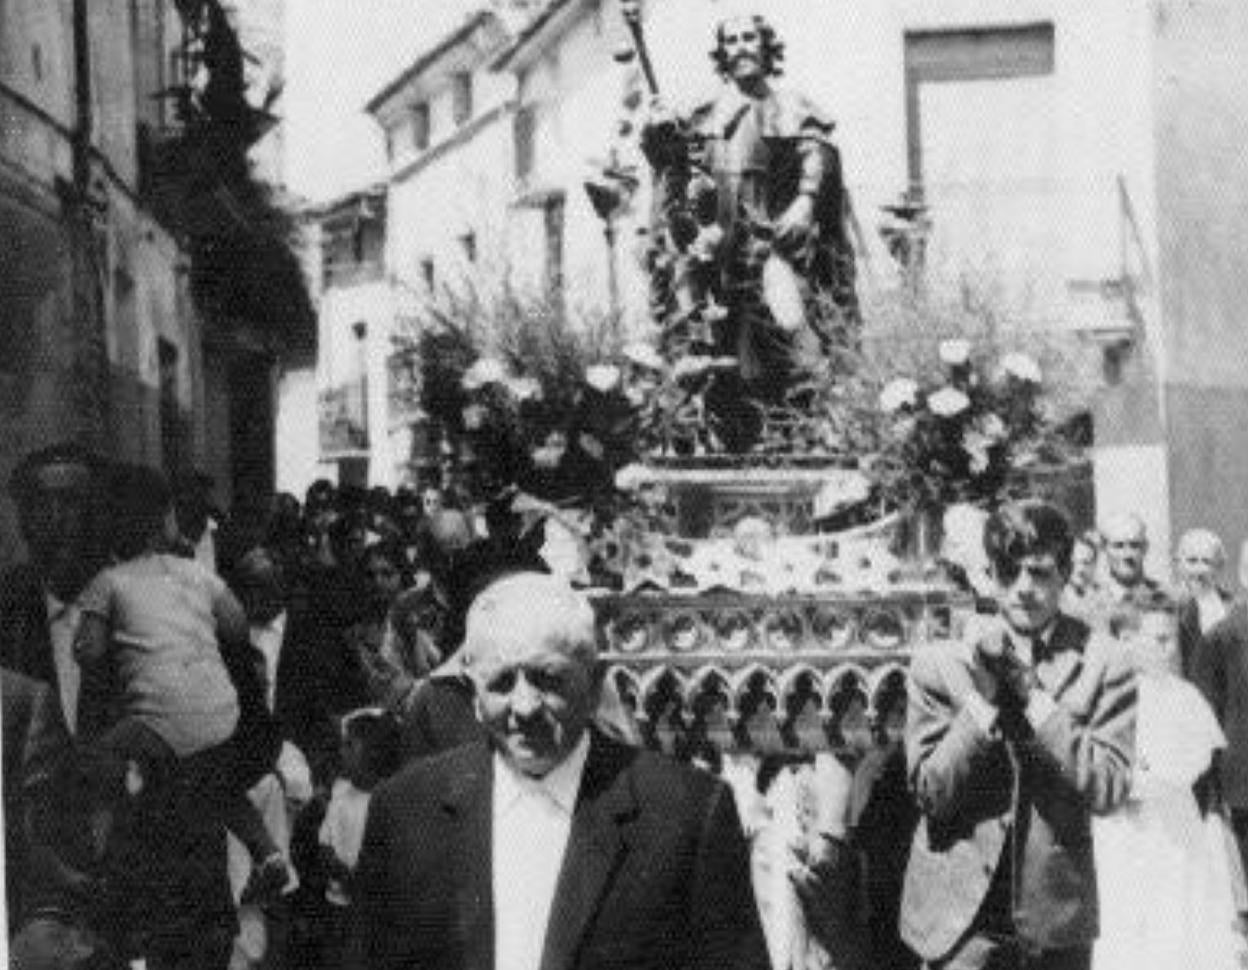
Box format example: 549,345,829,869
594,461,971,758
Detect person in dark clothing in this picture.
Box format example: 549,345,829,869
2,667,72,933
0,443,111,733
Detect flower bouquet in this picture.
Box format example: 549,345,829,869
867,340,1081,536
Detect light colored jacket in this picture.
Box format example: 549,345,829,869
900,613,1136,961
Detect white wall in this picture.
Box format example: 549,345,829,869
387,112,515,302
316,278,399,484
275,363,322,494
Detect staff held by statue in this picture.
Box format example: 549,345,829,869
618,0,660,96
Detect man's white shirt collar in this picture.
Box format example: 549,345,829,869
1010,620,1057,667
490,730,592,970
961,615,1059,671
493,730,591,817
45,592,82,734
250,610,288,713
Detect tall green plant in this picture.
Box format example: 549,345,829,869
148,0,313,351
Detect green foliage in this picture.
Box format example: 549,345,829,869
396,268,1086,522
396,285,627,504
147,0,313,351
866,341,1082,516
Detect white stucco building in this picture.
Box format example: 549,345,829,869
293,185,412,489
368,11,517,308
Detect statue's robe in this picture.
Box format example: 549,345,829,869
684,85,858,325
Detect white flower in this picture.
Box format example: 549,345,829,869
978,413,1007,440
1001,352,1042,384
585,364,622,392
462,357,508,390
531,446,563,469
462,403,487,430
928,386,971,417
879,377,919,413
578,432,605,461
622,341,665,372
505,375,542,401
938,339,972,366
532,432,567,470
963,431,991,474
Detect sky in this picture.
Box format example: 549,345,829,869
282,0,485,202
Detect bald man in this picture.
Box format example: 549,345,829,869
1175,529,1233,676
1086,513,1166,635
1194,539,1248,878
354,573,769,970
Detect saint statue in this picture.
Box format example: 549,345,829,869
627,5,858,448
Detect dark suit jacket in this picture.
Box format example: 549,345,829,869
271,601,371,784
1193,600,1248,807
1178,588,1233,679
355,730,770,970
900,613,1136,961
0,564,58,685
2,667,71,922
0,563,126,734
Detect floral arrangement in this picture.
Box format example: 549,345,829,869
866,339,1080,516
399,287,633,505
401,282,1084,586
403,284,811,506
442,339,753,505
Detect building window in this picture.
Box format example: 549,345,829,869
902,24,1057,292
460,231,477,265
514,104,536,180
543,195,565,299
166,46,187,129
904,24,1055,191
412,102,431,151
385,127,396,161
452,71,473,125
159,338,185,474
420,257,436,293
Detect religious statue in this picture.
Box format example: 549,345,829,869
621,2,858,449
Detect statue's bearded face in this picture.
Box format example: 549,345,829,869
719,17,767,85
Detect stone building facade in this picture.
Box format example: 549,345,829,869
0,0,308,566
0,1,196,565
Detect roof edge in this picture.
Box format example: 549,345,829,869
365,9,501,116
491,0,579,71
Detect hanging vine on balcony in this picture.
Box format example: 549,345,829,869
149,0,313,350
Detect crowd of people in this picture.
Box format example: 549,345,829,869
5,441,1248,970
0,443,563,969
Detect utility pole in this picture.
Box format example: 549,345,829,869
66,0,111,451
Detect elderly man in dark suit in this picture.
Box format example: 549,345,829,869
1192,538,1248,882
901,500,1137,970
2,667,72,931
354,572,769,970
1175,528,1234,677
